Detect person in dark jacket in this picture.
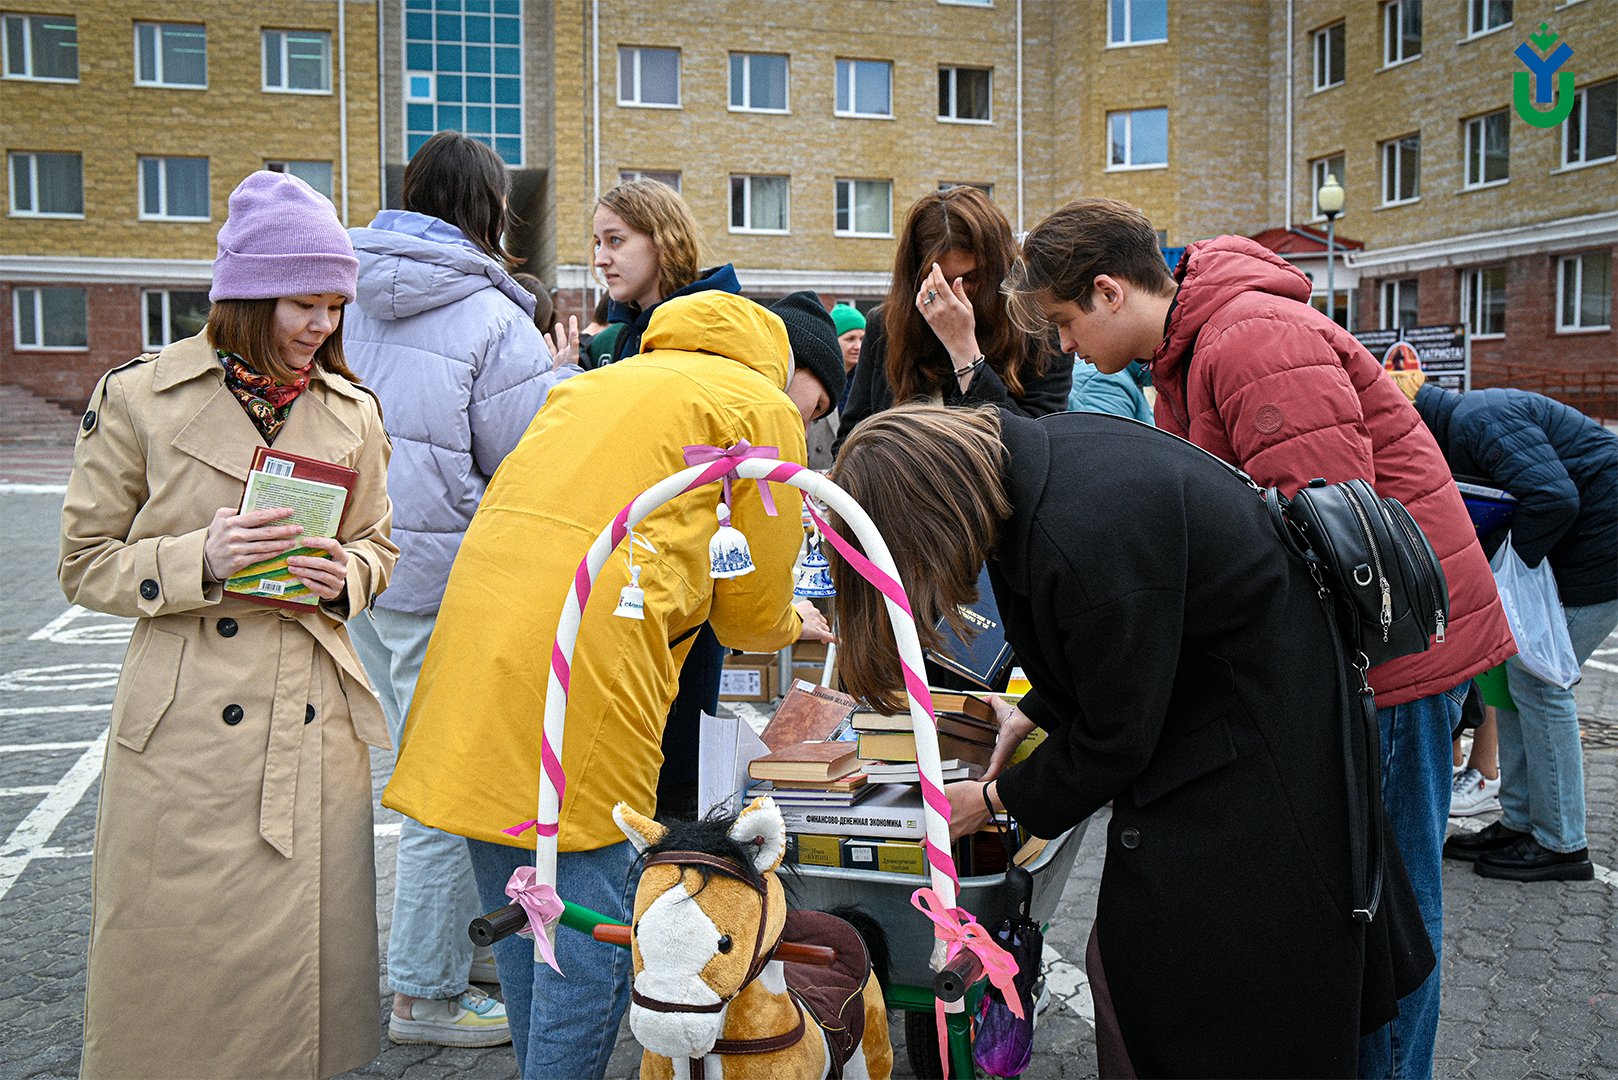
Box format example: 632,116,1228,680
830,404,1434,1078
832,187,1070,454
1404,372,1618,881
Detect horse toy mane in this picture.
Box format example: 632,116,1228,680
614,796,894,1080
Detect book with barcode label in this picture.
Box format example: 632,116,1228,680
224,447,358,610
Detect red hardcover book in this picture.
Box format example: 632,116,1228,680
224,447,359,611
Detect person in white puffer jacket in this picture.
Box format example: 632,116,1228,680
342,130,579,1049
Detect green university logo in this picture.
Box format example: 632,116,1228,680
1513,23,1575,128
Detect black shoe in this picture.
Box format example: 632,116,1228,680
1474,835,1595,882
1442,820,1527,863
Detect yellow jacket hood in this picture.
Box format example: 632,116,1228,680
641,291,792,391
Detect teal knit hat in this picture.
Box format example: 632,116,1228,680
831,303,866,337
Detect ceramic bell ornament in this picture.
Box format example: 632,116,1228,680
794,536,836,598
613,565,646,620
708,502,756,579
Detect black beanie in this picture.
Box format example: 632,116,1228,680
769,291,846,415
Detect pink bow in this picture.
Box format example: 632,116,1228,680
911,887,1026,1078
681,441,782,515
505,866,566,975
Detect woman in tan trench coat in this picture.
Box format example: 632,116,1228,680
59,171,397,1079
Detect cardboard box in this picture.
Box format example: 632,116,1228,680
720,655,777,702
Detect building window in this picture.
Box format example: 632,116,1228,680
1108,108,1168,169
1461,265,1506,337
262,29,331,94
940,181,993,197
404,0,524,166
835,178,892,236
618,46,679,108
2,13,77,81
619,169,680,191
1467,0,1511,37
143,289,211,350
13,286,87,350
139,156,209,220
938,66,991,122
1310,153,1346,218
1558,250,1612,332
1379,133,1420,205
1463,111,1509,188
1108,0,1167,46
265,160,334,199
8,151,82,216
1312,22,1344,91
1382,0,1421,66
134,22,206,88
1380,278,1419,330
1563,80,1617,168
729,52,787,113
729,175,789,233
835,58,892,118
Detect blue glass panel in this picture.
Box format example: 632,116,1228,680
436,13,461,39
494,0,520,15
494,107,520,133
406,42,433,70
465,45,491,72
495,136,521,164
407,103,434,130
493,75,519,104
405,0,431,10
438,0,463,11
1132,108,1167,164
408,73,433,98
438,104,463,129
405,12,432,39
438,74,462,101
466,74,491,101
466,0,490,10
493,16,520,44
465,15,491,42
1134,0,1167,40
408,133,430,157
464,105,491,133
437,43,461,71
494,45,519,74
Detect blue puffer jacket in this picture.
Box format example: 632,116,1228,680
1415,382,1618,606
345,210,580,615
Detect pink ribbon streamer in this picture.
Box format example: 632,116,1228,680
681,441,782,515
506,866,566,975
911,887,1027,1079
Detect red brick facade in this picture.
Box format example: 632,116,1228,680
1,283,153,412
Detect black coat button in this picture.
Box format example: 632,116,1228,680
1120,827,1141,850
82,410,97,431
305,704,315,725
222,704,244,726
139,579,159,600
217,618,238,638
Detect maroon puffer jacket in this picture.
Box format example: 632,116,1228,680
1150,236,1514,707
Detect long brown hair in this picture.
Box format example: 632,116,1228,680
884,187,1043,405
402,130,514,266
595,178,702,305
1004,197,1176,334
829,404,1010,713
207,298,356,385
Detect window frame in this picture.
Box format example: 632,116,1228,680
1379,133,1421,206
834,58,893,119
1461,264,1507,338
1561,80,1617,169
12,285,88,351
1466,0,1512,39
1107,0,1168,47
834,177,894,238
617,45,681,109
1381,0,1422,68
1312,21,1345,92
1309,153,1346,220
619,169,681,192
728,51,789,114
133,21,207,89
141,288,212,351
728,174,791,235
137,155,211,222
1462,110,1510,190
261,28,332,95
938,65,992,124
1555,250,1612,333
1106,107,1169,171
1379,278,1420,330
7,150,84,218
1,12,78,82
264,159,334,199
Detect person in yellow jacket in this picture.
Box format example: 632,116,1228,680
384,289,838,1079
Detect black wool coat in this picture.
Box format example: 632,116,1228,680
990,412,1433,1078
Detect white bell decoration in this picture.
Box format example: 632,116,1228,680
613,565,646,620
794,537,836,598
708,503,756,579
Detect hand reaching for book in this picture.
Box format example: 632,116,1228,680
203,506,302,581
982,698,1035,782
794,600,836,643
286,535,350,601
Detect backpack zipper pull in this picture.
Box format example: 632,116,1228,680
1435,609,1446,644
1380,579,1393,642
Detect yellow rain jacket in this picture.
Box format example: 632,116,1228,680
385,291,807,850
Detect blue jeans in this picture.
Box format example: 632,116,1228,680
350,606,481,999
1498,597,1618,853
466,838,638,1080
1358,682,1466,1080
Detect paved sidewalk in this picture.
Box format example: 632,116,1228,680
0,384,78,488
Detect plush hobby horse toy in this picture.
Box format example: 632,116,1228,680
613,796,894,1080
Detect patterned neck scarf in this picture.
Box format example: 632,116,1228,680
217,350,310,444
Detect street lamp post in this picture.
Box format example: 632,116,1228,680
1318,172,1345,326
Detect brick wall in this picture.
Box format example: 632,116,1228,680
1,283,144,409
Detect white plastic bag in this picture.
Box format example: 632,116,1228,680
1490,534,1580,689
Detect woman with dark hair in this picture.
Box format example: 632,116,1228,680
342,130,578,1047
833,187,1070,452
830,404,1434,1079
62,170,397,1078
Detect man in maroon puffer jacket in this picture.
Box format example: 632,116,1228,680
1008,198,1515,1080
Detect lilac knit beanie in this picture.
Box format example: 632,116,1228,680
209,171,358,302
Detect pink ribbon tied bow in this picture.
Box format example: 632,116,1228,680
911,886,1026,1079
681,441,782,515
505,866,566,975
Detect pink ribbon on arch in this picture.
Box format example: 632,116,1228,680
681,441,783,515
505,866,566,975
911,887,1027,1079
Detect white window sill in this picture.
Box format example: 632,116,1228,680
728,227,790,236
1460,179,1509,193
728,105,790,115
1469,332,1505,340
1105,162,1168,172
13,344,89,353
8,211,85,220
138,214,211,222
2,73,78,84
1552,157,1616,175
834,111,895,121
1311,81,1344,95
617,100,682,110
938,0,994,7
405,96,433,104
1378,55,1423,72
1105,38,1168,49
134,81,208,90
264,85,333,96
1459,24,1512,45
1376,197,1421,210
937,116,993,126
1553,0,1587,8
835,231,895,239
1554,324,1612,335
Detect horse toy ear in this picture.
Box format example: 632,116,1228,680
726,796,788,875
614,802,668,854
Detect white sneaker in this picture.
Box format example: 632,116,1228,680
1450,767,1502,817
469,944,499,984
388,986,511,1047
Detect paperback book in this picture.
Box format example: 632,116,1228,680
225,447,356,610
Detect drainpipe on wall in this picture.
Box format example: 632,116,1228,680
1016,0,1024,235
1284,0,1293,231
377,0,386,212
591,0,601,203
338,0,349,225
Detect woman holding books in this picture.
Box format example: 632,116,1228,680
830,404,1434,1079
59,171,397,1079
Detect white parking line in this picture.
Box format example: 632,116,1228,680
0,483,68,495
0,786,55,797
0,728,108,901
0,703,112,718
0,741,97,753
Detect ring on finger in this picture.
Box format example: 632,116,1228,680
924,289,938,305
